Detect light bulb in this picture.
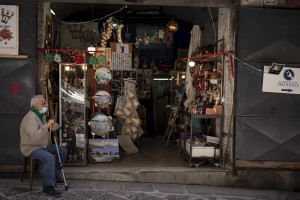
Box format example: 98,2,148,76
189,60,195,67
181,75,186,79
65,66,70,71
87,45,96,54
82,65,87,70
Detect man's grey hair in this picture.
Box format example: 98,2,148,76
30,95,44,107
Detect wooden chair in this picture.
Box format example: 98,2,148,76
20,157,38,190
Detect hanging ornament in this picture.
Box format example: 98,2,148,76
110,17,119,30
167,19,179,33
75,54,84,64
89,56,98,65
117,24,124,52
98,54,107,64
158,29,165,43
53,53,62,63
44,52,53,61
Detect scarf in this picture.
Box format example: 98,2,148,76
30,106,44,124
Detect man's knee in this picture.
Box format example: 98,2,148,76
44,154,56,164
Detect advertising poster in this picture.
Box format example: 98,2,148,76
0,5,18,55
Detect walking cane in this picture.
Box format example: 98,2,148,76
50,125,68,191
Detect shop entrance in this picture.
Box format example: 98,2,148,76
48,1,224,168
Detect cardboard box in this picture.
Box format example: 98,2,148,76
186,139,220,158
204,135,220,144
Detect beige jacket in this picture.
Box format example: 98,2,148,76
20,111,51,157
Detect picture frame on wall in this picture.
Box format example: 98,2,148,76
0,5,19,55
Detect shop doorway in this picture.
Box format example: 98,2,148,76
47,1,223,168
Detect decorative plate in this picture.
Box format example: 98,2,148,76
94,90,111,107
94,67,111,84
89,114,112,136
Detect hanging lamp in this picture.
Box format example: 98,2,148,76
167,18,179,33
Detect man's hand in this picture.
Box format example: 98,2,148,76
47,119,54,127
47,119,56,132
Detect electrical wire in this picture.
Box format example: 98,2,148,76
232,55,262,72
60,5,128,25
208,7,217,45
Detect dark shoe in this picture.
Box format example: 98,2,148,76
42,186,61,197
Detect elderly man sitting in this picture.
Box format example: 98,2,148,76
20,95,67,197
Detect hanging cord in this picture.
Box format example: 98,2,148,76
208,7,217,47
231,55,262,72
54,25,60,49
60,5,128,25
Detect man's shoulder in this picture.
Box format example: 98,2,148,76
22,111,37,122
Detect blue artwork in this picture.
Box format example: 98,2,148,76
89,139,120,163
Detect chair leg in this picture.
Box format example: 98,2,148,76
21,157,28,182
30,158,33,191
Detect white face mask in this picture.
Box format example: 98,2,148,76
39,107,48,114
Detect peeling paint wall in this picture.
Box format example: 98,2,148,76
37,2,51,95
218,8,236,170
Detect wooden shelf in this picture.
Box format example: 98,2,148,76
194,56,221,62
0,55,28,59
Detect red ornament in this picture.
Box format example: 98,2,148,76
75,55,84,64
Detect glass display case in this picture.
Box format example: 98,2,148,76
59,63,87,165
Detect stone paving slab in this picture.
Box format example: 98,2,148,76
0,178,299,200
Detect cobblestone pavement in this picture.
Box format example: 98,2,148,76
0,178,299,200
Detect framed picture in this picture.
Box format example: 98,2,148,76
110,80,121,91
88,139,120,163
122,70,136,79
0,5,19,55
112,70,122,79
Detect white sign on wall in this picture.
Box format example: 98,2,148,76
262,65,300,94
0,5,18,55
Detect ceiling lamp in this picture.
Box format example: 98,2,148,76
111,17,119,30
167,19,179,33
87,45,96,54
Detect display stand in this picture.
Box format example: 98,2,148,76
182,113,223,167
59,63,88,165
88,65,121,163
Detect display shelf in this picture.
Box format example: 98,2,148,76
59,63,88,165
182,113,223,167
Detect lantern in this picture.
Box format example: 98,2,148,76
167,20,179,33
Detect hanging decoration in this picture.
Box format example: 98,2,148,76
88,55,98,64
117,23,124,52
114,80,143,140
166,19,179,33
100,17,114,48
80,28,99,47
44,52,53,61
75,54,85,64
97,54,107,63
53,52,62,63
